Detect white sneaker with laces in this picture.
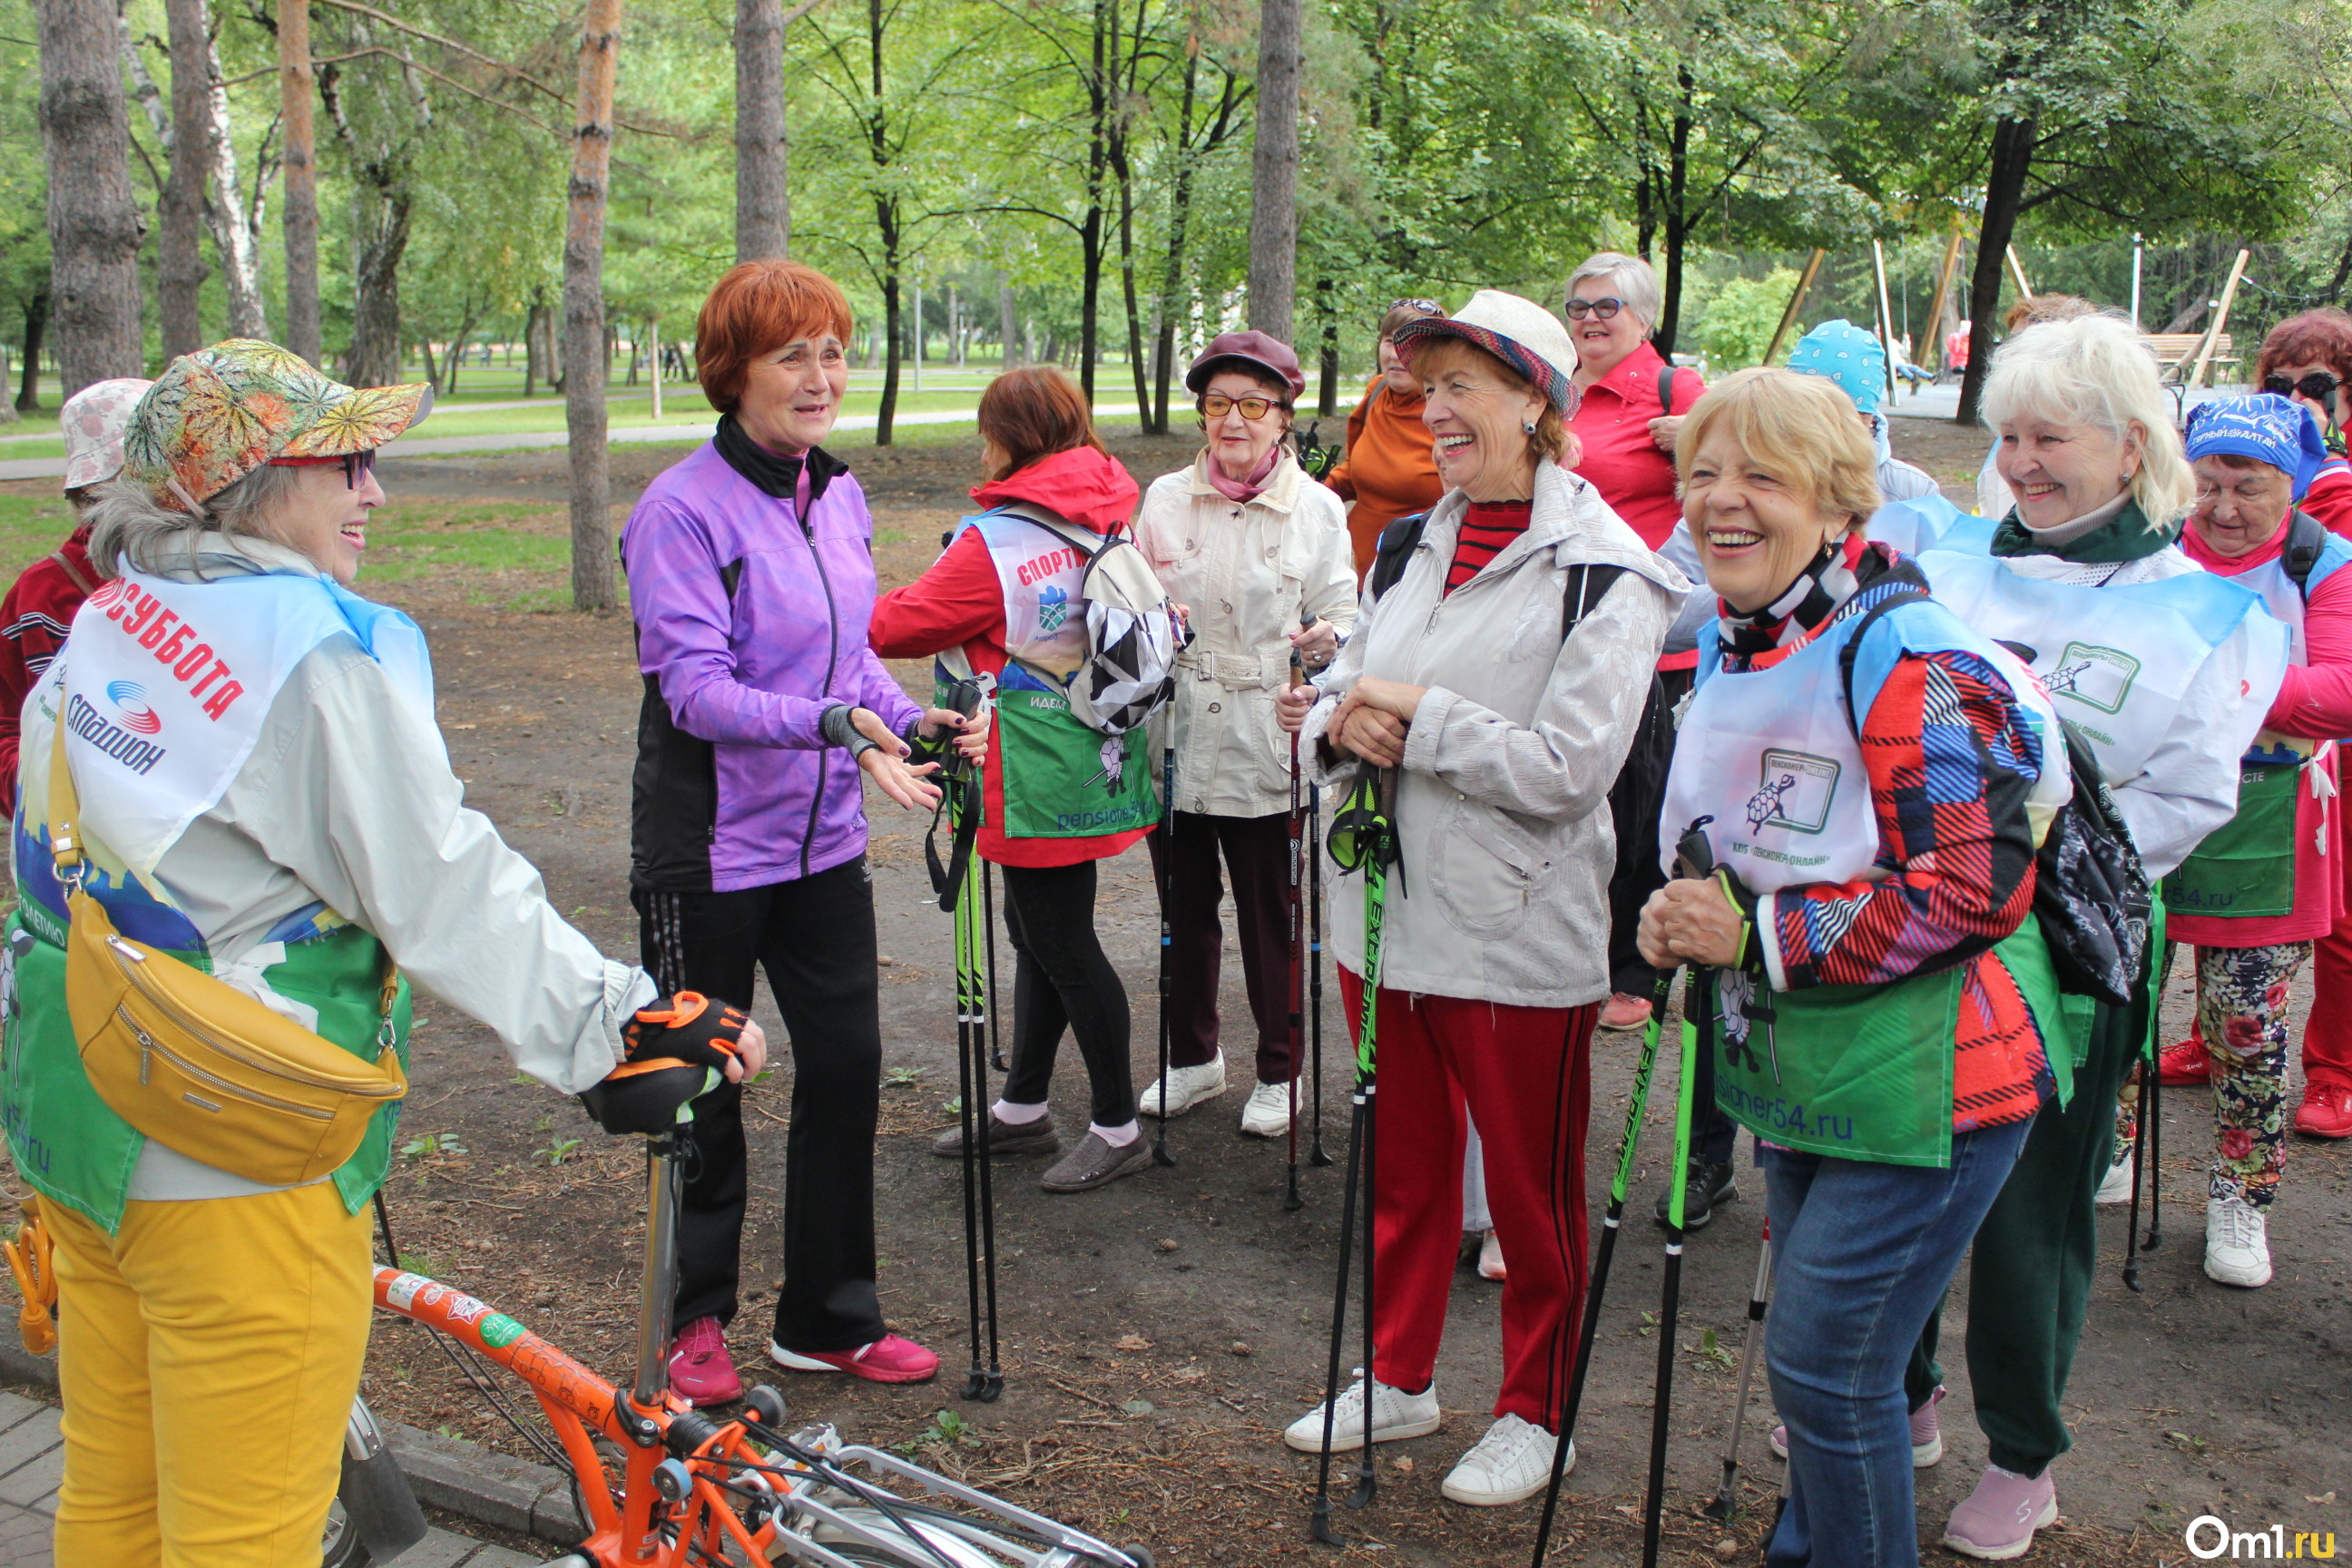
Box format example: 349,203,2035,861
2093,1155,2136,1206
1281,1374,1441,1453
2204,1196,2272,1287
1239,1079,1297,1138
1441,1414,1568,1506
1139,1054,1226,1118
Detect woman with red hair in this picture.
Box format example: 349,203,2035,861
622,260,964,1403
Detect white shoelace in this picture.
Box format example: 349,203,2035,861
2214,1200,2263,1251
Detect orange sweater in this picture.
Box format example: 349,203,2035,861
1326,377,1444,577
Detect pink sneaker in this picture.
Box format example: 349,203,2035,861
1599,993,1653,1032
667,1316,743,1406
769,1332,940,1385
1941,1464,2058,1560
1766,1387,1945,1468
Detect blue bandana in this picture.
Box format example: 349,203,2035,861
2184,393,2328,500
1786,319,1886,414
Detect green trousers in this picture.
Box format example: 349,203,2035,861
1912,990,2141,1475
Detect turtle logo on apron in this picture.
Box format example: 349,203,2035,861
1747,751,1839,835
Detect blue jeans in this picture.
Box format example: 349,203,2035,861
1763,1118,2034,1568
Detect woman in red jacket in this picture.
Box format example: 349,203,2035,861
872,369,1161,1193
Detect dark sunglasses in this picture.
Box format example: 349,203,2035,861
2262,371,2339,406
269,450,378,488
1563,297,1626,320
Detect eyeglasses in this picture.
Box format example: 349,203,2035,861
2262,371,2339,405
1388,298,1442,316
1199,392,1287,422
1563,298,1626,320
268,450,378,488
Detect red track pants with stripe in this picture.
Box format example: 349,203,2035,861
2308,804,2352,1090
1338,968,1596,1433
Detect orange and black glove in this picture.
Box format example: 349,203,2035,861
581,992,750,1135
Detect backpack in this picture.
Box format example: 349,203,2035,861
1836,586,2151,1008
1366,510,1626,643
995,502,1180,735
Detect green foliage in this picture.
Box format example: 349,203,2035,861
399,1131,468,1161
1689,270,1802,373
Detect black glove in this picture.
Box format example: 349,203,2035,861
579,992,750,1135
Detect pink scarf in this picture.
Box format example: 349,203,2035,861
1204,446,1283,504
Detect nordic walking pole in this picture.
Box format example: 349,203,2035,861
1530,958,1677,1565
1348,768,1398,1515
983,859,1006,1071
1285,625,1309,1212
2144,937,2175,1257
1642,823,1719,1568
1309,767,1396,1546
1152,740,1178,1167
1309,779,1330,1167
958,838,1004,1400
1701,1220,1773,1524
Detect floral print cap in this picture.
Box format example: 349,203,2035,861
122,338,433,513
60,377,154,490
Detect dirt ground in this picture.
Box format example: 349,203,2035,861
4,419,2347,1567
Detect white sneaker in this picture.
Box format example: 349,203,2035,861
1139,1054,1226,1118
2094,1155,2136,1206
1239,1078,1297,1138
1477,1230,1506,1281
1441,1414,1569,1506
2204,1196,2272,1288
1281,1373,1441,1453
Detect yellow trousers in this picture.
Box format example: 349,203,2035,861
46,1181,372,1568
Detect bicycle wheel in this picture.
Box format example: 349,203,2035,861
319,1498,369,1568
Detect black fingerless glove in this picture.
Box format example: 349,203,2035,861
621,992,751,1072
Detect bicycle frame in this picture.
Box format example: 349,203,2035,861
371,1127,1146,1567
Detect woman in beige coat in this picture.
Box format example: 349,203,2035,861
1276,291,1682,1508
1135,331,1358,1136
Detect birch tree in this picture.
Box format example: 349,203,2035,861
566,0,624,612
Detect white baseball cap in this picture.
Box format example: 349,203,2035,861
1389,289,1583,415
61,377,155,490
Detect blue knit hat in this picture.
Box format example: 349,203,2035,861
1786,320,1886,414
2184,394,2328,500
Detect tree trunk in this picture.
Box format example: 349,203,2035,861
1958,113,2036,428
1314,273,1337,417
160,0,213,357
1244,0,1298,340
1116,153,1150,420
875,200,902,444
1149,50,1202,436
38,0,147,395
346,184,410,387
1652,68,1692,358
524,295,544,396
999,277,1017,368
203,37,266,337
565,0,623,612
17,290,48,411
279,0,319,362
734,0,789,260
418,337,437,387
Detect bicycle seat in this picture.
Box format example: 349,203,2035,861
579,1062,718,1136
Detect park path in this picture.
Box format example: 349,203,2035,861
0,1388,544,1567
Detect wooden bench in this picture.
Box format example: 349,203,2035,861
2142,332,2238,378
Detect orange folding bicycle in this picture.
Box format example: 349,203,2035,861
359,1078,1159,1567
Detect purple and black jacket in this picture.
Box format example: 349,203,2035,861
622,439,921,893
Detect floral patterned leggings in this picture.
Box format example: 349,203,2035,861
2189,941,2311,1208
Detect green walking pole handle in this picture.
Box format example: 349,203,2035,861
1666,819,1720,1236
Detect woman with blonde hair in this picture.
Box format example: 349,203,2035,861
1913,313,2288,1558
1642,367,2066,1568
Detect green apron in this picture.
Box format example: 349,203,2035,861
991,681,1159,840
2160,761,2300,921
3,906,411,1235
1712,923,2065,1169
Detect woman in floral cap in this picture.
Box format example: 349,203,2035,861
5,339,764,1566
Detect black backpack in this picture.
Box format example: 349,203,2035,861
1836,586,2151,1008
1366,511,1625,643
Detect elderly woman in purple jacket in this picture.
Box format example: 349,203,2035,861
622,261,962,1401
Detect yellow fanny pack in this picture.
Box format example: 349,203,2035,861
47,722,407,1187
